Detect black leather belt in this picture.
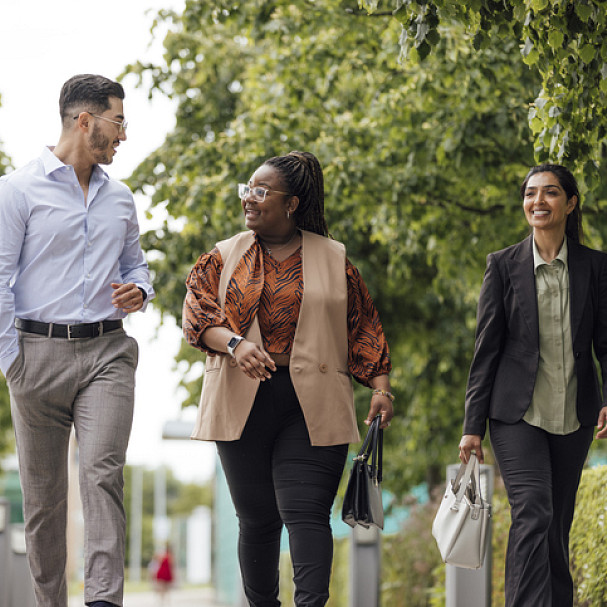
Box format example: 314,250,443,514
15,318,123,339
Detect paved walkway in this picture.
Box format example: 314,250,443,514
68,586,225,607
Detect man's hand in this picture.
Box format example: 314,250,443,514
111,282,144,314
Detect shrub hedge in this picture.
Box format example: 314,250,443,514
570,466,607,607
277,466,605,606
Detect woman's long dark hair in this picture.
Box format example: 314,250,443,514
264,151,328,236
520,164,583,243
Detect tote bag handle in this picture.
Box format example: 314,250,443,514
450,453,483,509
354,415,383,484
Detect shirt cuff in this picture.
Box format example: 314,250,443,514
136,284,155,313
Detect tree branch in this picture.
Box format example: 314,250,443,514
423,199,506,215
345,9,395,17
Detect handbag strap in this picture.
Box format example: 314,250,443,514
355,417,376,459
451,453,482,502
468,454,484,504
355,415,383,483
376,422,383,483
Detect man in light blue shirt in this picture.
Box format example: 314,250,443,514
0,74,155,607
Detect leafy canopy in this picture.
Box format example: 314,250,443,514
124,0,607,492
361,0,607,190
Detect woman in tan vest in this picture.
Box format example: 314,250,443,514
183,151,393,607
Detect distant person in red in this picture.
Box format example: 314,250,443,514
154,546,174,605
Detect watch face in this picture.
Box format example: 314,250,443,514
228,337,241,349
228,337,243,356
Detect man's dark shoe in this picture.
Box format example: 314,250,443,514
87,602,118,607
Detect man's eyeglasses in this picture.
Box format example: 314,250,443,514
73,112,128,133
238,183,289,203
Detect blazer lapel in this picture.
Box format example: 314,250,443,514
506,235,539,340
568,239,590,342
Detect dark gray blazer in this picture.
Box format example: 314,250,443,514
463,234,607,437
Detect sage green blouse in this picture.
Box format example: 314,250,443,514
524,238,580,434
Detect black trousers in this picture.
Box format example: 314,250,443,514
489,419,593,607
216,367,348,607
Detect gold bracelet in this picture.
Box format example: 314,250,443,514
372,389,394,402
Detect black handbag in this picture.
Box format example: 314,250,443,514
341,415,384,529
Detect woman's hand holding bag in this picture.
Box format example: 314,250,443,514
432,453,491,569
341,415,384,530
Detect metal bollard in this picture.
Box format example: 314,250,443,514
445,463,494,607
0,499,10,607
9,524,36,607
349,525,380,607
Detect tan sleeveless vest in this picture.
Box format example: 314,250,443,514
190,230,359,446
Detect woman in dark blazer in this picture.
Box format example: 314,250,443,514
459,164,607,607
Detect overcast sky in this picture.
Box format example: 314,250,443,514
0,0,216,483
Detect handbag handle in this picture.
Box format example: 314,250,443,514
451,453,483,505
354,415,383,484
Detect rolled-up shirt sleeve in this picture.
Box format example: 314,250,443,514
183,247,231,353
346,259,391,386
0,181,26,376
119,202,155,309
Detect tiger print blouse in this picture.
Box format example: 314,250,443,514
183,238,391,386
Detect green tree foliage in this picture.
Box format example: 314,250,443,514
124,0,607,495
0,95,11,176
570,466,607,606
362,0,607,189
0,381,11,463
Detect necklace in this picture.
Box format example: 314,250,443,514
262,231,299,256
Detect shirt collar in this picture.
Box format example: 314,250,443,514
40,146,109,182
40,146,66,176
533,237,568,274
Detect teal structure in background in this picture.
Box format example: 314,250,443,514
0,470,24,524
213,461,245,606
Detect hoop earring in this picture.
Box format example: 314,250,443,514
286,211,290,219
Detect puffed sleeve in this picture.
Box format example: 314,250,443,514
346,259,392,386
182,247,231,353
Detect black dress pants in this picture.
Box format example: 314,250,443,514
216,367,348,607
489,419,593,607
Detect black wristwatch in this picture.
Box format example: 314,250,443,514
227,336,245,358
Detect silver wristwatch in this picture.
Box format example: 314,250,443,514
227,336,245,358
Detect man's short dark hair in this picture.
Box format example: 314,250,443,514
59,74,125,128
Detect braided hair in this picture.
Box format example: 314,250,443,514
264,151,328,236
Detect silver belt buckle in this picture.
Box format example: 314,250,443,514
67,324,74,340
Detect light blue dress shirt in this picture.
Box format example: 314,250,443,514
0,147,155,375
